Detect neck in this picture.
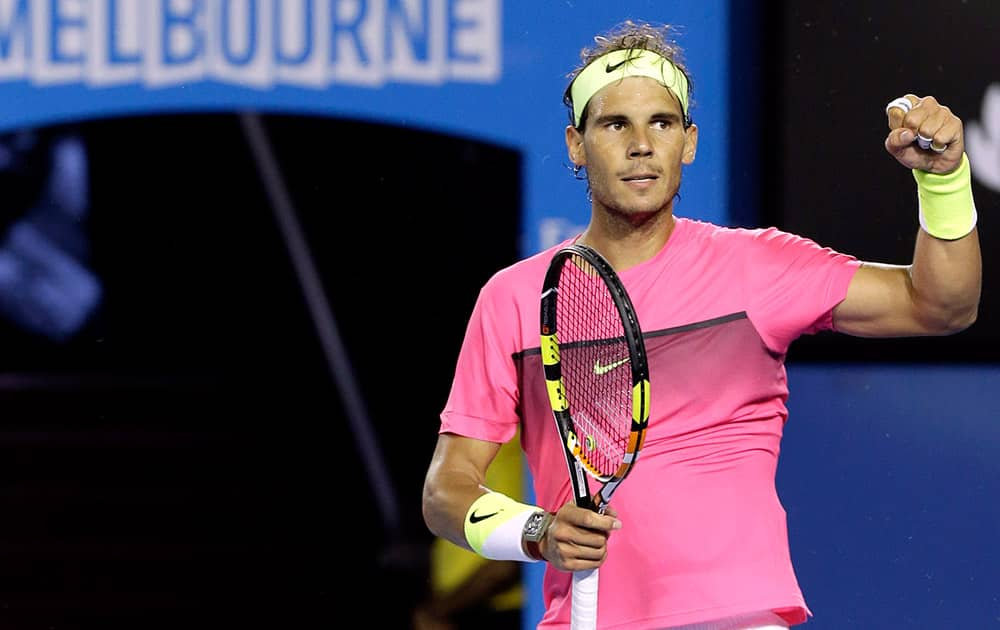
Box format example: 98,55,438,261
577,211,676,272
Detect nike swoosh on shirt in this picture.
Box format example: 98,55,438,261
468,510,500,524
593,357,630,375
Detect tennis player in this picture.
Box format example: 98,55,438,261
421,19,981,629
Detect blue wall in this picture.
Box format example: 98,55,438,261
527,363,1000,628
780,364,1000,628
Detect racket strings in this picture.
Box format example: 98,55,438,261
556,257,632,479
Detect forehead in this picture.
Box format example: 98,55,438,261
587,76,683,117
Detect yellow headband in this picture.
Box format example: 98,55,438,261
569,49,690,128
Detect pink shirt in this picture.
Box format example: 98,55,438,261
440,218,861,629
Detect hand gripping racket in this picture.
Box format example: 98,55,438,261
539,243,650,630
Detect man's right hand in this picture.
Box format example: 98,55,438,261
541,502,622,571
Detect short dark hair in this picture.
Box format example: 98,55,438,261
563,20,694,130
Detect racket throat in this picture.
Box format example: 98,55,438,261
574,483,609,514
592,490,612,514
576,478,615,514
577,492,600,513
568,466,601,513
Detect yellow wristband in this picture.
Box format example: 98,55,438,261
463,492,540,562
913,153,978,240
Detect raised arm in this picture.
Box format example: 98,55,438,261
833,94,981,338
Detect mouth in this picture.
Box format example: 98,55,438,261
621,173,660,190
621,173,659,183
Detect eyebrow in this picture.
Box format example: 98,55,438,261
593,111,683,126
650,112,683,123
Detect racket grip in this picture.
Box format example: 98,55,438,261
571,568,599,630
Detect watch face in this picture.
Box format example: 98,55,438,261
525,513,542,533
524,512,548,539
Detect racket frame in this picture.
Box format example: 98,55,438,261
540,243,650,514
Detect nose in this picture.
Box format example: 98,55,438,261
628,129,653,158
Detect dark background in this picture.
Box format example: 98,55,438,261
760,3,1000,628
0,114,520,629
760,1,998,363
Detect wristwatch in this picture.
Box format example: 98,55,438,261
522,510,554,561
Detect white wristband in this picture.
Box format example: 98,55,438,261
464,492,540,562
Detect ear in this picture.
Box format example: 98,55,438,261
565,125,585,166
681,124,699,165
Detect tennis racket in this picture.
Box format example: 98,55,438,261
539,243,650,630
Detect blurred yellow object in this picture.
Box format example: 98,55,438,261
428,434,525,611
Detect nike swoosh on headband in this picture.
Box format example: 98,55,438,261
605,53,642,73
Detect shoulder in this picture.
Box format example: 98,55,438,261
673,217,781,255
680,218,832,253
481,240,570,297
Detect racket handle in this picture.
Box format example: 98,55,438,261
571,568,599,630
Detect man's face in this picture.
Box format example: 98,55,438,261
566,76,698,219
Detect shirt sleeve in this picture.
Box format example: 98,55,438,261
438,274,521,444
743,227,862,354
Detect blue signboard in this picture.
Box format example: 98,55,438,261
0,0,732,256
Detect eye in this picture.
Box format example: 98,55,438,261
607,121,626,131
